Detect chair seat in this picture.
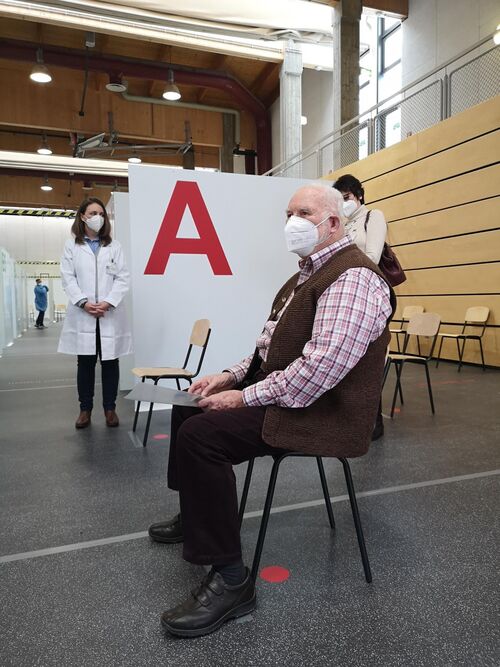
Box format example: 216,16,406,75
388,353,427,362
389,327,405,334
132,367,194,378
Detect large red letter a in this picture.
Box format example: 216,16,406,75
145,181,232,275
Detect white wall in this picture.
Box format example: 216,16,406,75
402,0,499,87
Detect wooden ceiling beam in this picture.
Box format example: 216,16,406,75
250,62,277,96
197,53,229,103
362,0,408,18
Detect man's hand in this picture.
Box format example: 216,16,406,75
94,301,111,315
188,372,235,397
198,390,244,411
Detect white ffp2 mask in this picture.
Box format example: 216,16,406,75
342,200,358,218
85,214,104,233
284,215,330,258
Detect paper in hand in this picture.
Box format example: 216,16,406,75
125,383,202,407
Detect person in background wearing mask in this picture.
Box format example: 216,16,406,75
34,278,49,329
58,197,132,429
333,173,388,440
333,173,387,265
149,184,395,638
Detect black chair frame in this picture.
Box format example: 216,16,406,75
435,322,487,372
132,329,211,447
237,452,372,583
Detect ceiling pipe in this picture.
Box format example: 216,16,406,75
0,39,271,173
120,92,241,144
0,168,128,187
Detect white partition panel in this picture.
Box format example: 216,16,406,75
128,166,309,380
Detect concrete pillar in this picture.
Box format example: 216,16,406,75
279,40,303,178
332,0,362,169
220,113,235,173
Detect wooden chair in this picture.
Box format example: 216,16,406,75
382,313,441,418
390,305,425,352
131,319,211,446
435,307,489,372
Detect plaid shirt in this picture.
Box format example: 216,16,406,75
227,236,392,408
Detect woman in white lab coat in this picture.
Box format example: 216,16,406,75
58,197,132,429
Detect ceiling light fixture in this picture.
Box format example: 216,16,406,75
30,48,52,84
128,153,142,164
301,115,308,126
106,74,127,93
82,181,93,191
162,69,181,101
40,175,53,192
37,134,53,155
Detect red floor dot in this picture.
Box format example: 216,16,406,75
259,566,290,583
393,408,401,413
152,433,169,440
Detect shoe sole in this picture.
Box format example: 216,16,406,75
161,594,256,638
106,422,119,427
148,531,183,544
75,422,91,429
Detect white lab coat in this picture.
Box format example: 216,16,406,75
58,238,133,360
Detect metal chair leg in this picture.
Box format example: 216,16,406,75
390,361,404,418
175,378,181,390
457,338,466,372
424,361,435,414
339,458,372,583
417,335,421,356
238,459,255,527
316,457,335,529
436,336,444,368
479,339,486,371
251,455,284,581
382,358,391,390
142,378,159,447
132,377,145,432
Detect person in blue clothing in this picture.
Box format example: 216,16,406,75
34,278,49,329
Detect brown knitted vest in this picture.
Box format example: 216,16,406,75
250,243,396,458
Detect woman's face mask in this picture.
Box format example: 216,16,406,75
342,199,358,218
84,213,104,233
284,214,331,258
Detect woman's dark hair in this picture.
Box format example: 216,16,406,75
71,197,112,246
332,174,365,204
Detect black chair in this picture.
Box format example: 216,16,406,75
131,319,211,446
238,452,372,583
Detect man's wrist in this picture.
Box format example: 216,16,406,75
77,298,88,308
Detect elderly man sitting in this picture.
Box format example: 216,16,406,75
149,184,396,638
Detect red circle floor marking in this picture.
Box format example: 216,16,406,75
393,408,401,413
259,566,290,583
152,433,169,440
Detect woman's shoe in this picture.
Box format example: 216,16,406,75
75,411,91,429
105,410,119,427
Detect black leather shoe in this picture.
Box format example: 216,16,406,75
161,568,256,638
148,514,183,544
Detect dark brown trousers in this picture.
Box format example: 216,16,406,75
167,404,280,566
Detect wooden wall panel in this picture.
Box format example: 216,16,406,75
324,95,500,367
395,230,500,269
373,164,500,221
388,198,499,245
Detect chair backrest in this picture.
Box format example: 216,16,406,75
464,306,489,325
183,319,212,377
190,319,211,347
401,305,425,321
406,313,441,337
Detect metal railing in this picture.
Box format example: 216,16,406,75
265,35,500,178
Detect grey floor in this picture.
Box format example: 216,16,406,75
0,323,499,667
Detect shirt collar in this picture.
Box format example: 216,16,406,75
298,235,353,273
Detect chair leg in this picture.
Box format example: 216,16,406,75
457,338,466,372
316,457,335,529
175,378,181,390
479,339,486,371
238,459,255,527
417,335,421,356
396,332,401,353
143,379,159,447
436,336,444,368
391,361,403,418
424,362,435,414
339,458,372,583
251,456,285,581
381,358,391,390
132,377,145,432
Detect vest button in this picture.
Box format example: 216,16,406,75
282,297,286,302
